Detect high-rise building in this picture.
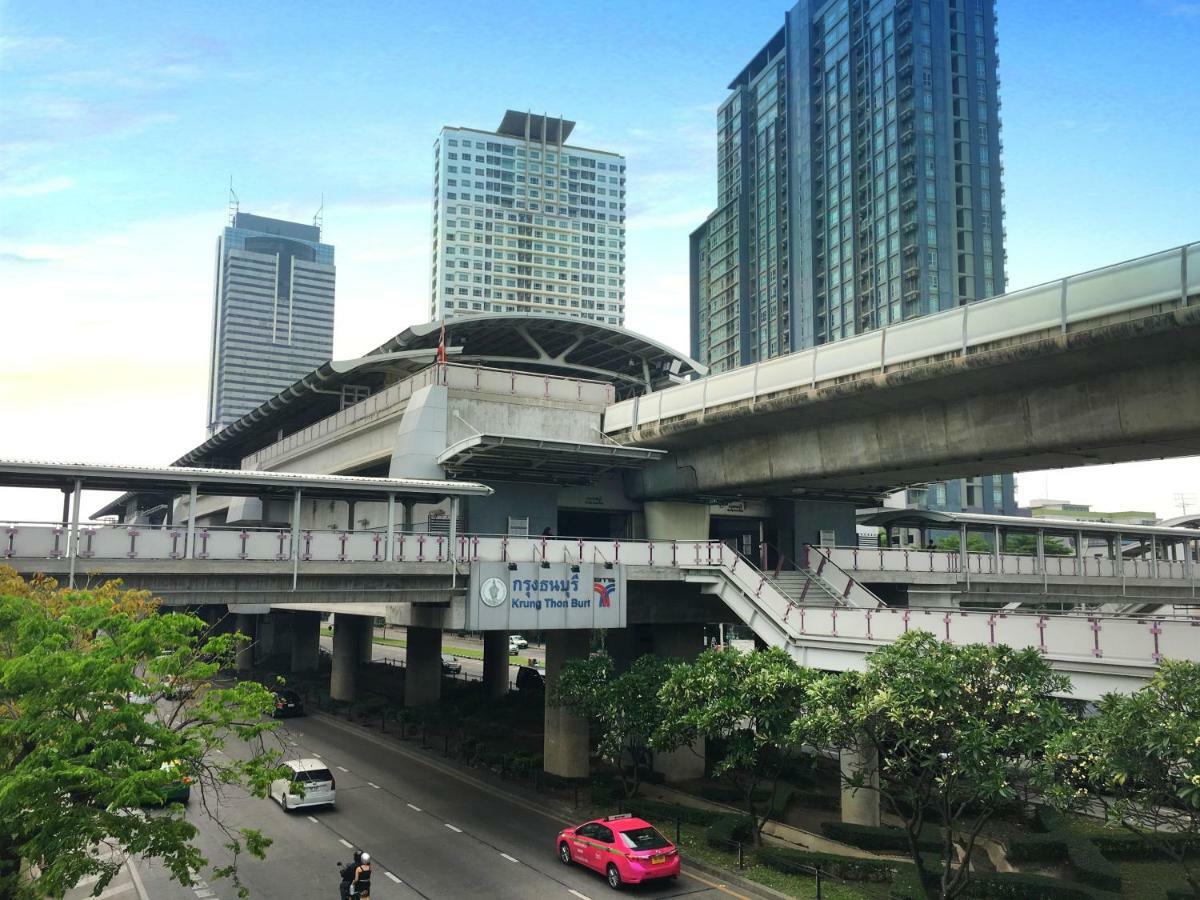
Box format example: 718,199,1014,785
691,0,1006,373
206,211,335,436
430,111,626,325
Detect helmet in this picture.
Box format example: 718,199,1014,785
360,852,370,864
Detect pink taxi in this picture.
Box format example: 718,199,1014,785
557,813,680,890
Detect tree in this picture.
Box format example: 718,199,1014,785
0,568,287,898
1003,534,1073,556
553,653,673,799
934,534,993,553
805,631,1070,899
1046,660,1200,895
652,646,818,845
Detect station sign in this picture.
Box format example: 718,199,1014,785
466,562,626,631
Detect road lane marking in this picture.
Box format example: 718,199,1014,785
339,838,354,848
336,765,348,772
367,781,380,789
500,853,518,863
308,715,752,898
569,890,592,900
444,823,463,833
307,815,319,823
125,857,149,900
384,872,402,884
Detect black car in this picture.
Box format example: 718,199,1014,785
272,689,305,718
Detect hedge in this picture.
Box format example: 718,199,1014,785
697,783,795,818
758,845,899,883
706,814,754,850
1010,807,1121,893
821,821,942,853
890,866,1121,900
1089,832,1200,860
625,798,721,827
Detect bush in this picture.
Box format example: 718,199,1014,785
890,867,1119,900
791,789,841,813
1007,833,1070,863
705,814,754,850
758,846,899,883
821,821,941,853
1012,807,1121,893
625,799,720,827
1065,840,1121,893
698,784,794,817
1089,832,1200,860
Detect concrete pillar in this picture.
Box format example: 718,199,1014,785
330,615,362,702
483,631,510,698
235,613,255,673
405,626,442,707
840,744,880,826
544,629,591,779
291,612,321,673
653,624,706,783
358,615,375,665
643,501,710,540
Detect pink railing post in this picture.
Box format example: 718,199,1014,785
238,530,250,560
126,527,140,559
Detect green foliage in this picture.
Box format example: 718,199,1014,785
653,646,819,845
1045,660,1200,894
553,653,673,798
0,569,287,898
705,814,754,850
821,822,943,853
935,535,994,553
805,630,1071,899
758,845,900,882
625,798,721,827
1001,534,1073,556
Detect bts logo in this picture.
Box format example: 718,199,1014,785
593,577,617,608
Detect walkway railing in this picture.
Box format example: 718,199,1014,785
825,545,1194,583
605,242,1200,434
5,526,1198,689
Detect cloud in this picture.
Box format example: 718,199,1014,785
0,174,74,199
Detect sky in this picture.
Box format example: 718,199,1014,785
1,0,1198,522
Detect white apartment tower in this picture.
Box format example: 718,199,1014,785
206,211,336,436
430,111,626,324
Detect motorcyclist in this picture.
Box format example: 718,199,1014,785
351,851,372,898
339,850,361,900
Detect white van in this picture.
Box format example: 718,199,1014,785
271,758,336,811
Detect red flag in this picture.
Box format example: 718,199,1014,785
436,320,447,366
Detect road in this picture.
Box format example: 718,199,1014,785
319,631,547,684
106,712,755,900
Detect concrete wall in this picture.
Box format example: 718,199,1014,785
467,481,559,536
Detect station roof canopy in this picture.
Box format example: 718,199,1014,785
176,314,704,469
438,434,666,485
0,460,492,519
858,507,1200,540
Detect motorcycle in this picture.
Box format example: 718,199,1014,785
336,862,371,900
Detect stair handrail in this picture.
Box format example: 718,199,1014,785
803,543,886,609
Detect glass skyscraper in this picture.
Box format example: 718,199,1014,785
691,0,1013,515
206,212,336,436
691,0,1006,372
430,111,626,325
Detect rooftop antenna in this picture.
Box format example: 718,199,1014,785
227,176,239,225
313,193,324,234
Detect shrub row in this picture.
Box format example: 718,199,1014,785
705,814,754,850
1010,807,1121,893
625,798,721,827
821,821,942,853
758,845,898,883
890,865,1120,900
1089,832,1200,860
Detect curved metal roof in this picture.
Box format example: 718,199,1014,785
176,314,703,468
369,314,705,389
859,508,1200,539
